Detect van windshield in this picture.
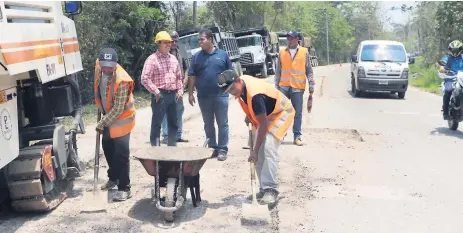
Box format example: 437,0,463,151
360,44,406,63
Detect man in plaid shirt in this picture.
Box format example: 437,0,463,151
141,31,183,146
160,31,189,144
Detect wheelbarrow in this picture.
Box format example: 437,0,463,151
132,140,212,222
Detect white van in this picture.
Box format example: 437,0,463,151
350,40,415,99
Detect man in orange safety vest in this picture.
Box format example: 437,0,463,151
94,47,136,201
218,69,295,205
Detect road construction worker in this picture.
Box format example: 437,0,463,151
94,47,136,201
218,69,295,205
160,31,189,144
141,31,184,146
274,31,314,146
439,40,463,120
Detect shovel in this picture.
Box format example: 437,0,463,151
241,123,271,225
80,109,107,213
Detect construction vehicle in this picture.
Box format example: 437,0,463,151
233,27,279,78
276,31,319,67
0,1,85,212
177,24,243,76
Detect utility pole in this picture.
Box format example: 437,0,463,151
193,1,197,28
325,10,329,65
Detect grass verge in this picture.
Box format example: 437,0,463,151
61,91,151,129
409,56,442,95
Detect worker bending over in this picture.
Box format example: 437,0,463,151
274,31,314,146
94,48,136,201
218,70,295,204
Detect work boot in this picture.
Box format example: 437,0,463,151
247,191,265,201
177,138,189,143
260,189,279,205
211,150,219,158
101,180,118,190
294,138,303,146
217,151,227,161
113,190,132,202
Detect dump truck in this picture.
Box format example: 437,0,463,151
0,1,85,212
276,31,319,67
233,27,279,78
177,24,243,76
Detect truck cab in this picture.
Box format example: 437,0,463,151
234,27,279,78
177,25,243,76
350,40,415,99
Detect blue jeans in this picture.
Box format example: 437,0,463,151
279,87,303,139
162,99,184,139
197,96,229,153
150,91,178,146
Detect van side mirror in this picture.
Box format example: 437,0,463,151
351,55,358,63
408,57,415,64
64,1,82,15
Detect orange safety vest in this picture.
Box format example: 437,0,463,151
238,75,295,141
279,47,308,89
94,59,136,138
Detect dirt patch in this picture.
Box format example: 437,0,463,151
307,128,365,142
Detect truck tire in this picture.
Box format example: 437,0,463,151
261,63,268,78
398,91,406,99
351,77,361,97
269,58,276,75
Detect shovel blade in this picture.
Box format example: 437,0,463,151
241,202,271,225
80,189,107,213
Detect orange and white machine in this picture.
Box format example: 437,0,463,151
0,1,85,212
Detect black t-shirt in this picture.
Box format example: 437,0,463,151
241,85,276,116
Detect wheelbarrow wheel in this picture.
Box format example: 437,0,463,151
164,178,176,222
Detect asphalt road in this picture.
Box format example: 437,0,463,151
2,64,463,233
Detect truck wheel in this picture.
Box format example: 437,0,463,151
261,63,268,78
398,91,406,99
269,58,276,75
351,77,360,97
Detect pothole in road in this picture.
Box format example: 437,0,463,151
305,128,365,142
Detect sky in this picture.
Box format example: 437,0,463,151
380,1,416,31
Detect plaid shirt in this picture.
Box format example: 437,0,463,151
96,81,130,130
141,51,183,96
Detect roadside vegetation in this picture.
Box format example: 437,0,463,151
409,56,441,95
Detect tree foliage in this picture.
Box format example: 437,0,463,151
72,1,392,104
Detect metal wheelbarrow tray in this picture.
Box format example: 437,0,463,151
132,146,212,222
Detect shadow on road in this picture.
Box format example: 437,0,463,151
430,127,463,139
127,194,246,229
347,90,400,100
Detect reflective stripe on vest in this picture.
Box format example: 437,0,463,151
279,47,308,89
94,61,136,138
238,75,295,141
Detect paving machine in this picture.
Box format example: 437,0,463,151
0,1,85,212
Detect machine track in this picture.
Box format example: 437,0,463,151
6,144,73,212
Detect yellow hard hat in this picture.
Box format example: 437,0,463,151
154,31,173,43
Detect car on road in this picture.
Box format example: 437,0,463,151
350,40,415,99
